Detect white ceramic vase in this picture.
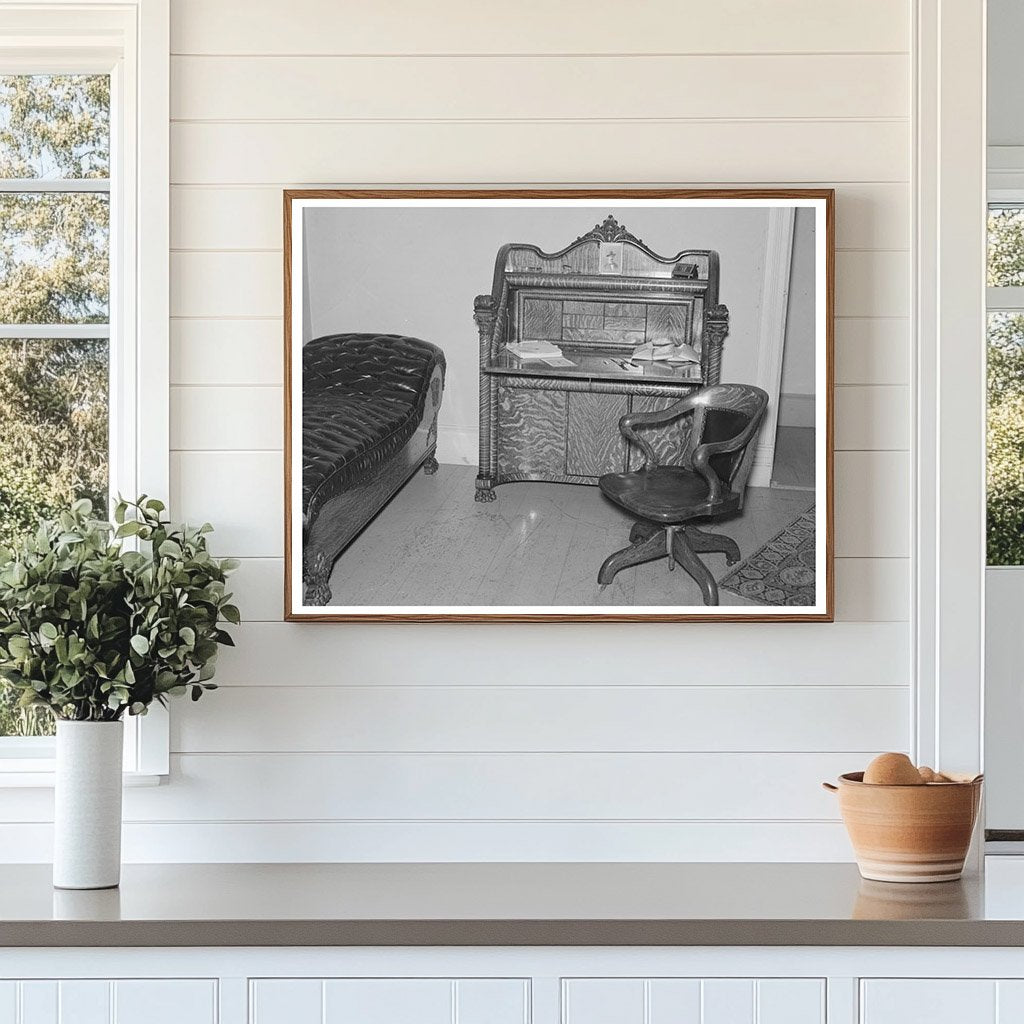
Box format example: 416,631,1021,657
53,720,124,890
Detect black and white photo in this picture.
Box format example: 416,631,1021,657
284,191,833,621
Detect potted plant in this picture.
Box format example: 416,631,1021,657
0,497,239,889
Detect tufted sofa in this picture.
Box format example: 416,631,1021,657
301,333,446,606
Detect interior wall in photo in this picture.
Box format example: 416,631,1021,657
0,0,913,863
301,204,797,466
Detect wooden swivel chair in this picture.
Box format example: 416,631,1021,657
597,383,769,606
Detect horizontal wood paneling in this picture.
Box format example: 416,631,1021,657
170,183,909,252
834,385,910,450
834,318,909,385
225,556,909,623
833,557,909,622
0,752,871,822
171,252,281,317
834,452,910,558
171,54,908,121
170,451,283,556
171,386,281,450
0,820,856,862
171,449,907,558
835,251,910,318
170,0,910,56
170,319,282,386
209,622,910,687
170,121,909,186
115,752,858,821
171,685,909,753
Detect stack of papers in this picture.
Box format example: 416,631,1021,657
505,340,563,360
632,339,700,364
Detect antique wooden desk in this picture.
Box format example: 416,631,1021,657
473,216,730,501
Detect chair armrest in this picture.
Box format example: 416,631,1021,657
618,395,698,469
690,417,765,502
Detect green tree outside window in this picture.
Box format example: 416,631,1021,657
988,208,1024,566
0,75,110,736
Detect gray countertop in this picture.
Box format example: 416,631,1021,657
2,861,1022,947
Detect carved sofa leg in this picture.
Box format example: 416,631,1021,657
303,550,333,607
423,455,439,475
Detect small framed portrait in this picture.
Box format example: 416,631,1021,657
598,240,623,274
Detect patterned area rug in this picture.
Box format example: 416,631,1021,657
719,506,816,606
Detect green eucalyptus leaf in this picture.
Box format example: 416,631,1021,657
0,496,236,719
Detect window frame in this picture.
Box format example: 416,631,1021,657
0,0,169,782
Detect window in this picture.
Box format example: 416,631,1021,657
0,74,111,738
0,2,169,777
987,205,1024,565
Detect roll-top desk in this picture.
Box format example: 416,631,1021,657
473,216,730,501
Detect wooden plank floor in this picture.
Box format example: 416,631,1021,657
327,464,815,607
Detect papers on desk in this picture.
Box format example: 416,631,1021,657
632,338,700,364
505,340,563,360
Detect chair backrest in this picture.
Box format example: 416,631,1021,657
689,383,769,494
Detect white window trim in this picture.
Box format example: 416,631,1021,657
914,0,987,820
0,0,169,783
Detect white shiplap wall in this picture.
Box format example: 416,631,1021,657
0,0,914,861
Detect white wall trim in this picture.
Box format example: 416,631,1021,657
914,0,986,776
0,0,170,778
752,207,797,486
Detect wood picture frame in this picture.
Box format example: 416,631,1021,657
284,189,834,622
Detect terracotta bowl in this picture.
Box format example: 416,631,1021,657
823,772,983,883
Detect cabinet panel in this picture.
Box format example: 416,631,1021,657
563,978,824,1024
456,980,529,1024
114,981,217,1024
251,979,528,1024
250,980,322,1024
757,980,825,1024
648,979,701,1021
18,983,56,1024
861,980,997,1024
702,979,754,1024
323,980,450,1024
58,982,109,1024
496,386,567,479
566,392,628,477
563,979,644,1024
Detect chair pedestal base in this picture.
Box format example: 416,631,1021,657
598,522,741,606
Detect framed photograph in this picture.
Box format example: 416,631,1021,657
284,189,834,622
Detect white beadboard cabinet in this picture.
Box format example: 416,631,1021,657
561,978,825,1024
0,979,218,1024
860,979,1024,1023
5,950,1024,1024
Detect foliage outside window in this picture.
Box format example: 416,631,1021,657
0,75,110,736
